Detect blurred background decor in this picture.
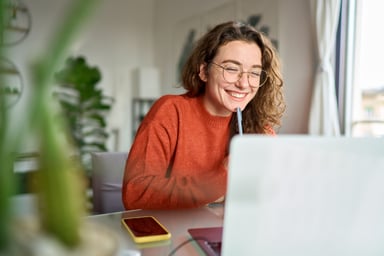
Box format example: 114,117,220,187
0,57,23,108
1,0,31,47
0,0,118,255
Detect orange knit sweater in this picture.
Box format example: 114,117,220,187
122,94,275,210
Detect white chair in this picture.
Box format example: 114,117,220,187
91,152,127,214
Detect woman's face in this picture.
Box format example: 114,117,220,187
199,40,262,117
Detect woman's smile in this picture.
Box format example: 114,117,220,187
226,90,249,100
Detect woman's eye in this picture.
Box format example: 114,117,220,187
224,66,240,73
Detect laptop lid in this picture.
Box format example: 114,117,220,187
221,135,384,256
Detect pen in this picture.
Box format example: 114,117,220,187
236,107,243,136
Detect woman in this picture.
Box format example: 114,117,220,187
122,21,285,209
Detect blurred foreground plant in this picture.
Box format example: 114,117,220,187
0,0,99,252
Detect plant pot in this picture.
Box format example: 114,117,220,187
4,216,118,256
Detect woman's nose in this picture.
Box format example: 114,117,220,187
235,72,250,88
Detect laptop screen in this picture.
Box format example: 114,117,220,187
221,135,384,256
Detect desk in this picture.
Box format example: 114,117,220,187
87,205,224,256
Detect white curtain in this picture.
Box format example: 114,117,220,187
308,0,341,136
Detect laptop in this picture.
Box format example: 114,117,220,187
188,226,222,256
189,135,384,256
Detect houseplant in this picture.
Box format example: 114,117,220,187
0,0,117,255
54,56,113,175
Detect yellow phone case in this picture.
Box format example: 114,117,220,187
121,216,171,243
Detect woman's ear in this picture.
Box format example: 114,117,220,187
198,63,208,82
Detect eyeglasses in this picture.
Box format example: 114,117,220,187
210,62,267,88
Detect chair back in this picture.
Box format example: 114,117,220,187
91,152,127,214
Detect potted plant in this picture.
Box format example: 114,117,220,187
54,56,113,176
0,0,117,255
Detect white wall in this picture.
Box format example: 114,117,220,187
277,0,315,134
153,0,315,134
7,0,77,153
73,0,157,151
8,0,314,153
9,0,156,152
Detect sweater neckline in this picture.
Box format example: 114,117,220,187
194,96,232,128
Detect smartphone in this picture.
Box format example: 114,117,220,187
121,216,171,243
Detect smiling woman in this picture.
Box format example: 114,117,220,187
122,21,285,210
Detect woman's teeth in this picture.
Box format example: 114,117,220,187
229,92,246,98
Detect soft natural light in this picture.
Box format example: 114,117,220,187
351,0,384,137
357,0,384,89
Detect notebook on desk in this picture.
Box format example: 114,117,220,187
189,135,384,256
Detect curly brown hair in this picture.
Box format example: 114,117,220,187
181,21,285,137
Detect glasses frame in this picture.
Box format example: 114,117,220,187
210,62,268,88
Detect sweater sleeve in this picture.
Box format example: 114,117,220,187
122,98,227,210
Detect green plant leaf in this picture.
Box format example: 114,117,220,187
54,55,113,178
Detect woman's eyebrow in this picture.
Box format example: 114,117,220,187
221,59,241,65
221,60,262,68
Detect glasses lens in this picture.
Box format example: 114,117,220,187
222,65,241,83
248,69,267,87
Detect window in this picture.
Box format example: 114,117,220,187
339,0,384,137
